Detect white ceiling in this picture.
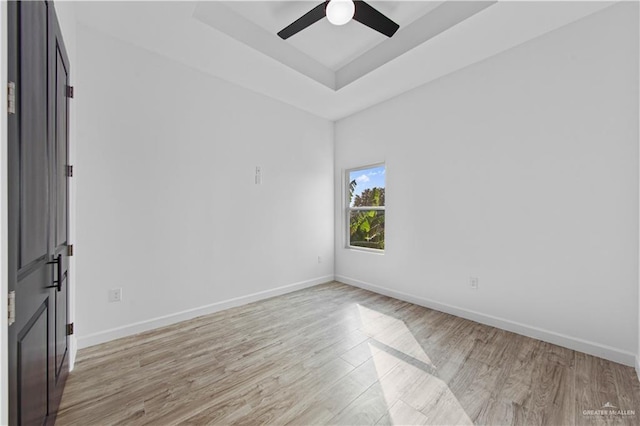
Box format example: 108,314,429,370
223,1,443,70
192,1,495,89
75,1,617,120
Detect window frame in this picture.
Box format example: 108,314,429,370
345,163,386,253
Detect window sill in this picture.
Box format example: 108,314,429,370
346,246,385,254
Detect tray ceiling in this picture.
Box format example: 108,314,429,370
75,1,617,120
193,1,494,89
222,1,443,71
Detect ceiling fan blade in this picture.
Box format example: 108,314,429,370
277,2,326,40
353,1,399,37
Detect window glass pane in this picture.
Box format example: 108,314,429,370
349,210,385,250
349,165,385,208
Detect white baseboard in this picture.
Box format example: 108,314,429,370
77,275,334,349
69,335,77,371
336,275,636,367
635,356,640,383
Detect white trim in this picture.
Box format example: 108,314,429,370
69,335,77,371
349,207,385,211
336,275,636,367
345,162,386,250
77,275,334,349
637,0,640,388
347,246,385,255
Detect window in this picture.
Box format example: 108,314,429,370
347,164,385,250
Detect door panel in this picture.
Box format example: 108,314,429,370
9,2,54,424
55,274,68,377
18,0,49,270
18,303,49,426
55,48,68,248
50,11,71,400
12,267,50,426
8,1,71,424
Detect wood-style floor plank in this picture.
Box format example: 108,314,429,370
56,282,640,425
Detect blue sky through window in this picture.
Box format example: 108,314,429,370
349,165,385,207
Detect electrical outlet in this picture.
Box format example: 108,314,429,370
108,288,122,303
318,256,323,264
469,277,479,290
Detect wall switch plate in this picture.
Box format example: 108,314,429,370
108,288,122,302
470,277,479,290
255,166,262,185
318,256,322,264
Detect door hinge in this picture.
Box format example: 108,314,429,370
7,81,16,114
67,244,74,256
66,323,74,336
66,165,73,177
66,85,74,98
8,291,15,326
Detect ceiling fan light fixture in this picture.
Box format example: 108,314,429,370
326,0,355,26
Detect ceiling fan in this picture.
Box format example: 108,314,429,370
277,0,400,40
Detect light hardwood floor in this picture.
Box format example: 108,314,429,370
56,282,640,425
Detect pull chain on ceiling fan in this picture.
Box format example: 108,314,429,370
277,0,400,40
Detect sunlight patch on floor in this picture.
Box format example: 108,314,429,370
356,304,433,367
356,304,473,425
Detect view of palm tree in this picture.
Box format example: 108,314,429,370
348,166,385,250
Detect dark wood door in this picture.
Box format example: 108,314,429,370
49,4,71,415
7,1,71,424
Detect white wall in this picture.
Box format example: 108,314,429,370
75,26,334,347
335,3,639,366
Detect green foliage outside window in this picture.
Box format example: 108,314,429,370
349,180,385,250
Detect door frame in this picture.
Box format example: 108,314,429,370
2,1,11,425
